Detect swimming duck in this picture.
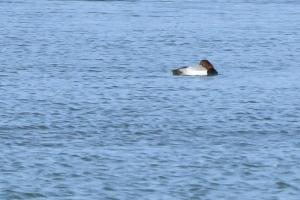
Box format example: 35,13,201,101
172,60,218,76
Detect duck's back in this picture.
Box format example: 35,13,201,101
172,65,207,76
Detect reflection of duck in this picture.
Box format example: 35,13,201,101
172,60,218,76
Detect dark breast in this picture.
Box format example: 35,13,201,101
207,68,218,76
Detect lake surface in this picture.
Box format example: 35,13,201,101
1,0,300,199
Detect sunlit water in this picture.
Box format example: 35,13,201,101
1,0,300,199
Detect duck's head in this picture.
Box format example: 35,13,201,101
200,60,218,76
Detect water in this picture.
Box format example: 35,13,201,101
1,0,300,199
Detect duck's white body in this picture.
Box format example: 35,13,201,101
172,64,208,76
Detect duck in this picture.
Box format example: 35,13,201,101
172,60,218,76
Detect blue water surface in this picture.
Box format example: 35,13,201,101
1,0,300,199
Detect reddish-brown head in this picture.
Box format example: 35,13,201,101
200,59,218,76
200,60,214,70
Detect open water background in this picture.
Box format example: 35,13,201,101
1,0,300,199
